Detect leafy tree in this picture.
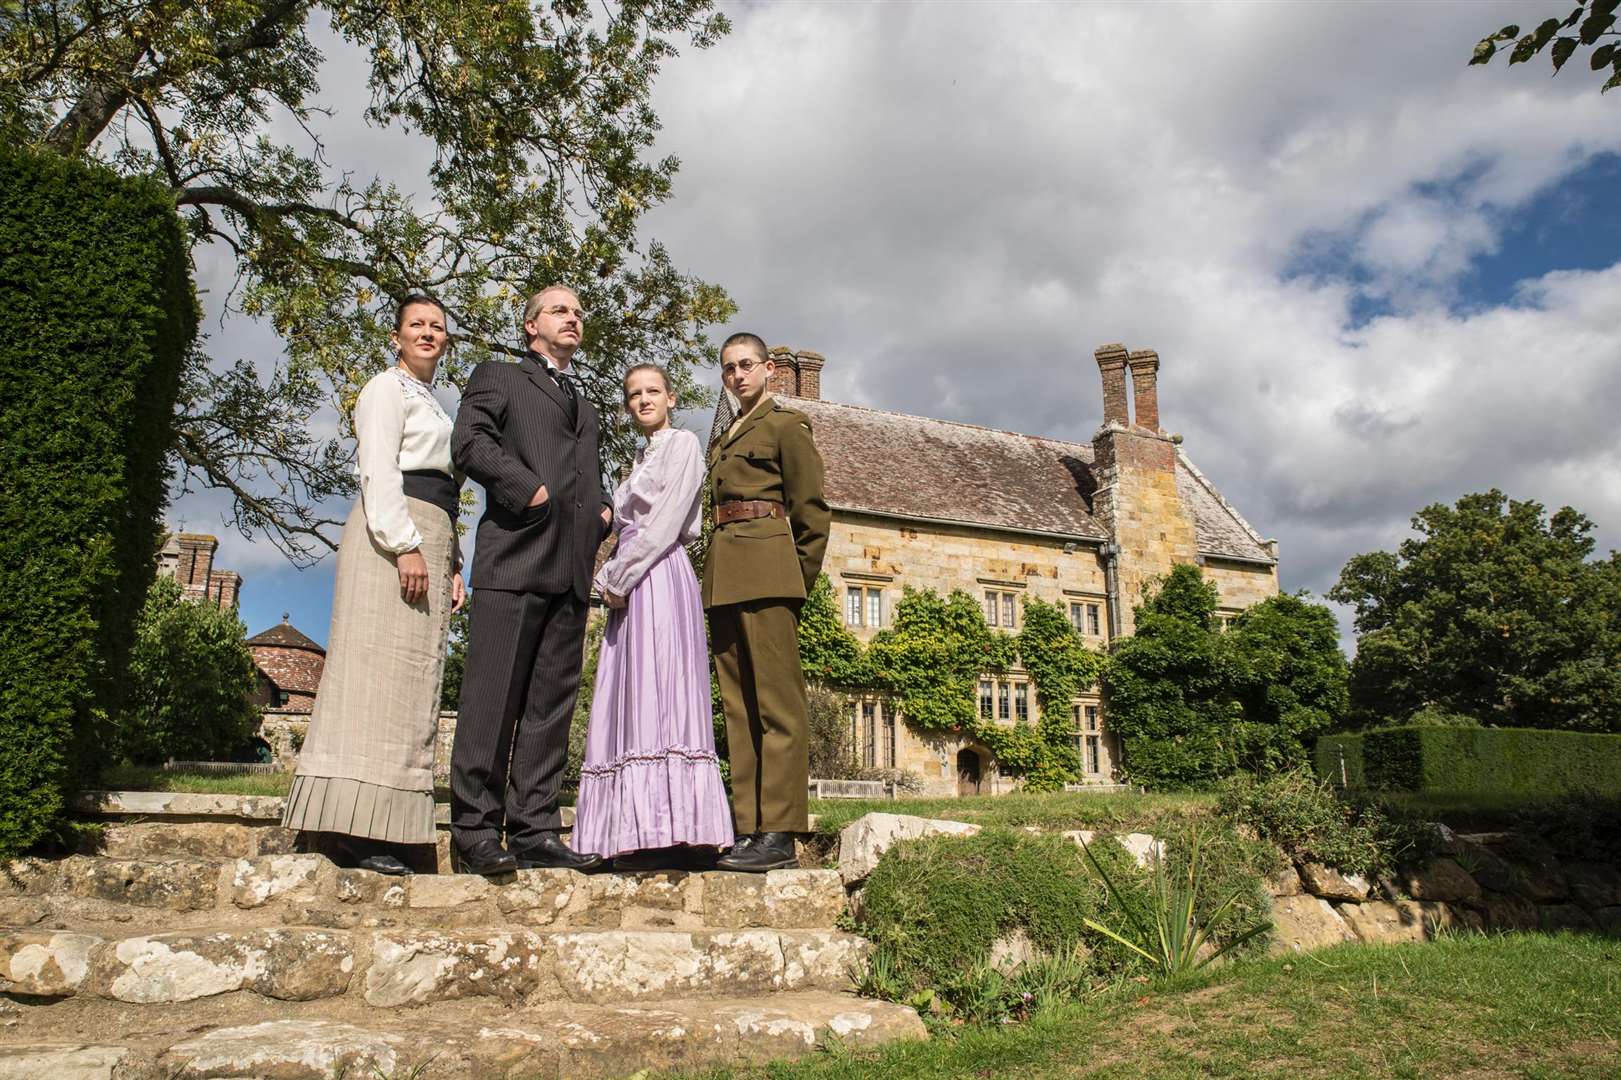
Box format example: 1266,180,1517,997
119,576,260,764
1227,594,1349,773
439,600,470,713
1330,490,1621,732
797,574,869,686
1469,1,1621,92
1,0,735,564
1103,565,1348,789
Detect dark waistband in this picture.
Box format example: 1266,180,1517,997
401,469,460,522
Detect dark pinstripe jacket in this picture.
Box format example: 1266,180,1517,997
452,353,611,601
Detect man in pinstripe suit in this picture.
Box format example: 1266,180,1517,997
448,285,612,875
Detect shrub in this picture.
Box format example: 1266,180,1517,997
0,146,197,856
1216,768,1421,877
1356,726,1621,798
857,829,1138,1016
118,577,260,765
1314,733,1366,789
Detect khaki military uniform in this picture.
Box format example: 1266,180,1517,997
703,395,830,834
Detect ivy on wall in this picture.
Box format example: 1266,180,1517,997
798,576,1104,791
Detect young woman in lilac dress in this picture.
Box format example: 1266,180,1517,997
572,365,734,869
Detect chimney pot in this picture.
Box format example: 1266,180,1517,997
793,350,825,400
766,345,797,398
1126,349,1161,433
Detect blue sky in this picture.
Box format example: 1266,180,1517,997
176,2,1621,649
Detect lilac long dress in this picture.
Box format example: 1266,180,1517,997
573,427,735,857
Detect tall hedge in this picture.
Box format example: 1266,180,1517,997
0,145,197,856
1316,726,1621,798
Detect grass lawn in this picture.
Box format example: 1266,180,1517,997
807,790,1216,842
677,932,1621,1080
94,765,456,803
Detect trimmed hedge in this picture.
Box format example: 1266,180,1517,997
0,145,197,856
1314,733,1366,789
1316,726,1621,797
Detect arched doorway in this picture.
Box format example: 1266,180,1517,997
956,748,982,797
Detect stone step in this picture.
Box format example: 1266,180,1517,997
1,855,846,933
0,989,925,1079
1,923,870,1007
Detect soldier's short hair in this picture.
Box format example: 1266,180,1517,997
720,332,769,363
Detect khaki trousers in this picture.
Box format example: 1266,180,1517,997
710,599,809,834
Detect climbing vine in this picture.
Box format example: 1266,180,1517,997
797,578,1104,791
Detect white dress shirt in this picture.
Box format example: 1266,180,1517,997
353,367,455,556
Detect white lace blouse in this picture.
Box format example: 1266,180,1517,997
594,427,704,597
353,367,457,557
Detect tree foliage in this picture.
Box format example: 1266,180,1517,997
1329,490,1621,732
1,0,735,564
1469,1,1621,92
119,577,261,764
1103,565,1348,789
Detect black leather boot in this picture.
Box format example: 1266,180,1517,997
715,831,798,873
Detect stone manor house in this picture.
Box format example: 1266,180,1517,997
763,343,1278,798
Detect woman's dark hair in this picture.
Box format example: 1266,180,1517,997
622,363,674,404
395,293,446,330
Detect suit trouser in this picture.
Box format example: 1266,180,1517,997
450,588,587,849
709,599,809,835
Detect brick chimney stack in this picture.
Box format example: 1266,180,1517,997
1095,344,1130,427
1127,349,1160,433
176,534,217,597
794,350,824,401
766,346,797,397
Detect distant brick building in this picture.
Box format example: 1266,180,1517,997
155,532,242,609
766,343,1278,796
247,617,326,714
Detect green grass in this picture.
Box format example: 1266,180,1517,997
674,932,1621,1079
808,790,1217,841
94,765,455,803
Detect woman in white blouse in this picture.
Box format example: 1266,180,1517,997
282,295,464,875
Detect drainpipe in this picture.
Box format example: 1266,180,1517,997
1101,542,1123,641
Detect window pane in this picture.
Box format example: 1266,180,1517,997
998,682,1010,720
1002,593,1015,626
1014,683,1028,721
984,591,998,626
846,588,862,626
1069,602,1084,631
1086,705,1099,731
884,709,896,768
863,703,876,768
867,590,882,628
1088,604,1101,636
979,680,993,719
1086,735,1100,773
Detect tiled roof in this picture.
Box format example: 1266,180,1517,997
246,622,325,653
787,396,1273,564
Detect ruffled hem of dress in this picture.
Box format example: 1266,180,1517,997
571,754,734,857
579,744,720,779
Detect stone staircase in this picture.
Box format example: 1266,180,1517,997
0,810,925,1079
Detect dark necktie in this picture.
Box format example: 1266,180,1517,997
549,365,578,421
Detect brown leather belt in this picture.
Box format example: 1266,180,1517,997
716,499,786,525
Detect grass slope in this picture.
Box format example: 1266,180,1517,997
676,933,1621,1080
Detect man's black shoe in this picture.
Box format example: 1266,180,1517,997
511,833,605,872
715,831,798,873
356,853,412,876
452,838,517,876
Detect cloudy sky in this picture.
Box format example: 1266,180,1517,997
178,0,1621,646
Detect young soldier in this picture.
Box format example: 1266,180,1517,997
705,333,830,872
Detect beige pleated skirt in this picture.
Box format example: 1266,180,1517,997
282,496,456,845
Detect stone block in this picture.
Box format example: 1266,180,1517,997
702,930,790,993
779,930,870,990
1486,836,1567,902
987,929,1035,975
764,869,845,928
548,931,711,1003
364,929,547,1006
0,858,61,898
61,856,219,911
494,869,582,926
406,873,494,908
162,1020,405,1079
1565,863,1621,909
0,931,100,996
1336,900,1457,944
1296,861,1371,902
1538,903,1596,932
90,928,353,1003
1401,858,1482,906
836,813,980,886
98,821,259,860
0,1046,127,1080
1118,833,1165,869
229,853,330,909
333,868,391,905
1481,891,1540,932
702,872,767,929
1263,865,1303,897
1265,895,1354,954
